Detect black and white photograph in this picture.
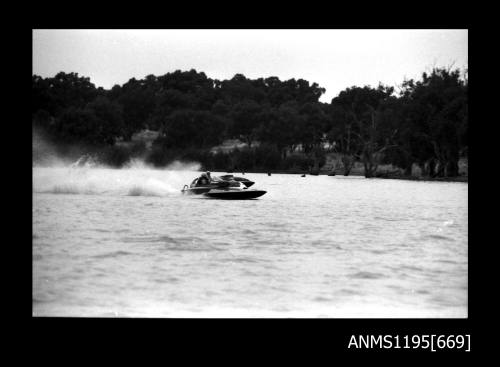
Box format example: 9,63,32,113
32,29,468,319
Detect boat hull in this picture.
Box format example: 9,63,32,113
203,190,266,199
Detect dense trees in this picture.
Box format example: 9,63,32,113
229,100,263,147
396,68,468,177
328,85,400,177
33,67,468,177
50,96,123,145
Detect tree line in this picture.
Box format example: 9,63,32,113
32,67,467,177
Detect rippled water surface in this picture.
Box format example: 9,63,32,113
33,166,468,317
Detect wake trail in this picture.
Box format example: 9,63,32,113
33,157,201,197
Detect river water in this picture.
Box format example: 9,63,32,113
32,165,468,318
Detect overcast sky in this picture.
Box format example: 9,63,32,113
33,29,468,103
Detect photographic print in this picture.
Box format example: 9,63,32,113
32,29,468,318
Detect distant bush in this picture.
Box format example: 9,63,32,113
129,140,147,156
203,145,282,172
254,144,281,169
146,143,169,167
210,151,232,170
96,141,147,167
146,143,212,168
282,154,314,171
145,141,325,173
99,145,132,167
235,149,255,170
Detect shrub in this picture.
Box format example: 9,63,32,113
282,154,314,171
254,144,281,169
100,145,132,167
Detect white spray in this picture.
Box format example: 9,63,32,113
33,130,202,197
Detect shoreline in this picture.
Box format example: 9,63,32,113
218,169,468,183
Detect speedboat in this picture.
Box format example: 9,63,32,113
181,174,266,199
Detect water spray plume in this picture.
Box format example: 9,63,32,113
33,127,204,196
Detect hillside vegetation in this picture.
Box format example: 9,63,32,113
33,68,467,179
